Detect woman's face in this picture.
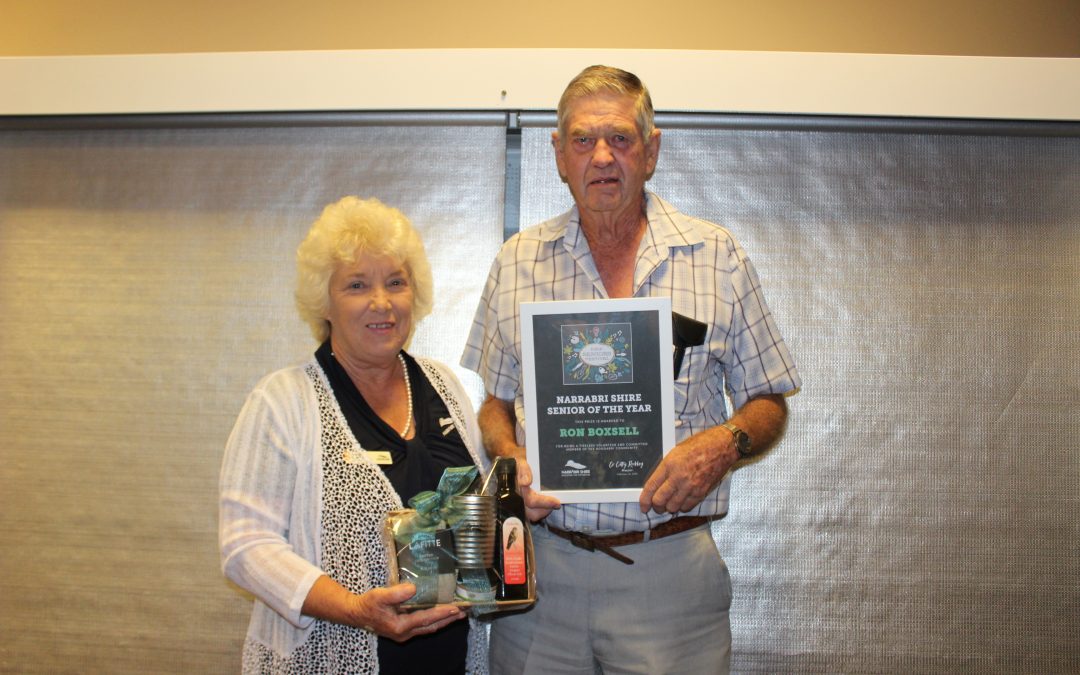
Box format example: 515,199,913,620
325,251,414,369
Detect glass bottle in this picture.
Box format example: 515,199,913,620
494,458,529,601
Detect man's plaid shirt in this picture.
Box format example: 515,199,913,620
462,192,801,534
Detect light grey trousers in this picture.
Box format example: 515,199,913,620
488,523,732,675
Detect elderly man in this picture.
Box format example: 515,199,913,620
462,65,801,674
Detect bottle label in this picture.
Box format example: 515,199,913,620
501,516,527,585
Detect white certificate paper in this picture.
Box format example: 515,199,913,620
520,297,675,503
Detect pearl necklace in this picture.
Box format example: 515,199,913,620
398,353,413,439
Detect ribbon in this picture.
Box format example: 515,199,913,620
406,465,478,531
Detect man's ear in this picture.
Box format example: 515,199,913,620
552,131,568,183
645,128,662,180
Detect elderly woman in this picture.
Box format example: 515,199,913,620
220,196,488,674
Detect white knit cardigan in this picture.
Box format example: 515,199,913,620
219,356,490,673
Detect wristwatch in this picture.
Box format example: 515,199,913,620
721,421,752,459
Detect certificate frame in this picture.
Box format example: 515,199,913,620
520,297,675,503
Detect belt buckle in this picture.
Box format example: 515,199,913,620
568,531,596,552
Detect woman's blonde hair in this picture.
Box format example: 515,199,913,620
295,196,434,343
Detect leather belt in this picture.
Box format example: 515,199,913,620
544,516,711,565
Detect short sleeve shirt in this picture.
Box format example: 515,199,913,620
461,192,801,534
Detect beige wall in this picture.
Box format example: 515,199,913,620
4,0,1079,58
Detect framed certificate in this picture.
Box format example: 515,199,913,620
520,297,675,503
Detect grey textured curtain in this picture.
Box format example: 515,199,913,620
519,118,1080,673
0,118,506,672
2,111,1078,673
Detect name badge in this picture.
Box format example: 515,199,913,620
343,449,393,465
366,450,393,465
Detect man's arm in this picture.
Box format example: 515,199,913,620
477,393,523,460
478,394,561,521
639,393,789,515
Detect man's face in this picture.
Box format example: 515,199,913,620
553,93,661,223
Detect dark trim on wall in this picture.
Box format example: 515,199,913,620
0,111,510,131
4,110,1080,137
522,111,1080,137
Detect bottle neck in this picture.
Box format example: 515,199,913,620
495,458,517,493
497,471,516,493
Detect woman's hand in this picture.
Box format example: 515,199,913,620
349,583,466,643
302,576,465,642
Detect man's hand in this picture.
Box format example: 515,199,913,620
639,429,736,514
515,456,561,522
478,394,561,521
639,394,789,514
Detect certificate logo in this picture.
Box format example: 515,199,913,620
562,459,590,477
561,323,633,385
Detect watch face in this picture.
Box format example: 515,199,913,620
725,422,751,456
735,431,751,454
725,423,751,455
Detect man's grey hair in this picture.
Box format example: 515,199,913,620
556,65,655,142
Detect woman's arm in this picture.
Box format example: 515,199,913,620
219,373,325,627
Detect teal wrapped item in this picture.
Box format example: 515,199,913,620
407,465,477,529
392,466,478,606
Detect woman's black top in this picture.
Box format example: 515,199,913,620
315,340,471,675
